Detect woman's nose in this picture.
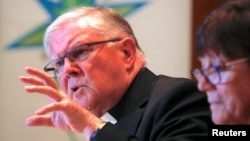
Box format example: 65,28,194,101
197,76,215,92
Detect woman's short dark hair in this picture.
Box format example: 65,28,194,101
196,0,250,61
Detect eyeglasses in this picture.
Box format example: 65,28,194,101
44,38,121,76
191,57,249,85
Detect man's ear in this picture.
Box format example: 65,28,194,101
120,37,137,70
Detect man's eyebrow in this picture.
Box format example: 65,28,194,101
71,40,89,49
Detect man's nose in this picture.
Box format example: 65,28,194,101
61,58,80,76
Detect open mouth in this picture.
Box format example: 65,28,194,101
71,86,80,92
71,85,87,92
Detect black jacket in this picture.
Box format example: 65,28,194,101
91,68,212,141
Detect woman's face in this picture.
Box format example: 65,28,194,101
197,54,250,124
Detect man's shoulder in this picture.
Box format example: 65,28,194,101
150,75,198,94
147,74,206,107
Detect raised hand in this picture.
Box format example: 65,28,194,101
19,66,102,139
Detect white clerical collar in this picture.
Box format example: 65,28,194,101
101,112,117,124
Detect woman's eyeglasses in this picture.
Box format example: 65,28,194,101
191,58,249,85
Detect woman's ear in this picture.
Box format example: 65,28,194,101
120,37,137,70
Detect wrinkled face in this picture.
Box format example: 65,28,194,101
47,21,131,117
197,54,250,124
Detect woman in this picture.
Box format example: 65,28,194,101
192,0,250,125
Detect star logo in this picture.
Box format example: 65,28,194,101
7,0,148,50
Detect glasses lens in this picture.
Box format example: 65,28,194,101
44,58,63,75
192,69,203,80
53,59,64,72
205,67,220,84
68,45,91,62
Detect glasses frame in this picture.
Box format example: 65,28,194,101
44,38,121,73
192,57,249,85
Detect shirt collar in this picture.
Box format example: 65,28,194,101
101,112,117,124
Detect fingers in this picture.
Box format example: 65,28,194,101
26,115,54,127
21,66,82,132
22,66,59,90
24,85,65,102
19,76,45,86
34,98,84,116
34,100,89,133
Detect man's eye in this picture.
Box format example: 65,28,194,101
73,49,84,57
55,59,64,67
71,48,89,59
